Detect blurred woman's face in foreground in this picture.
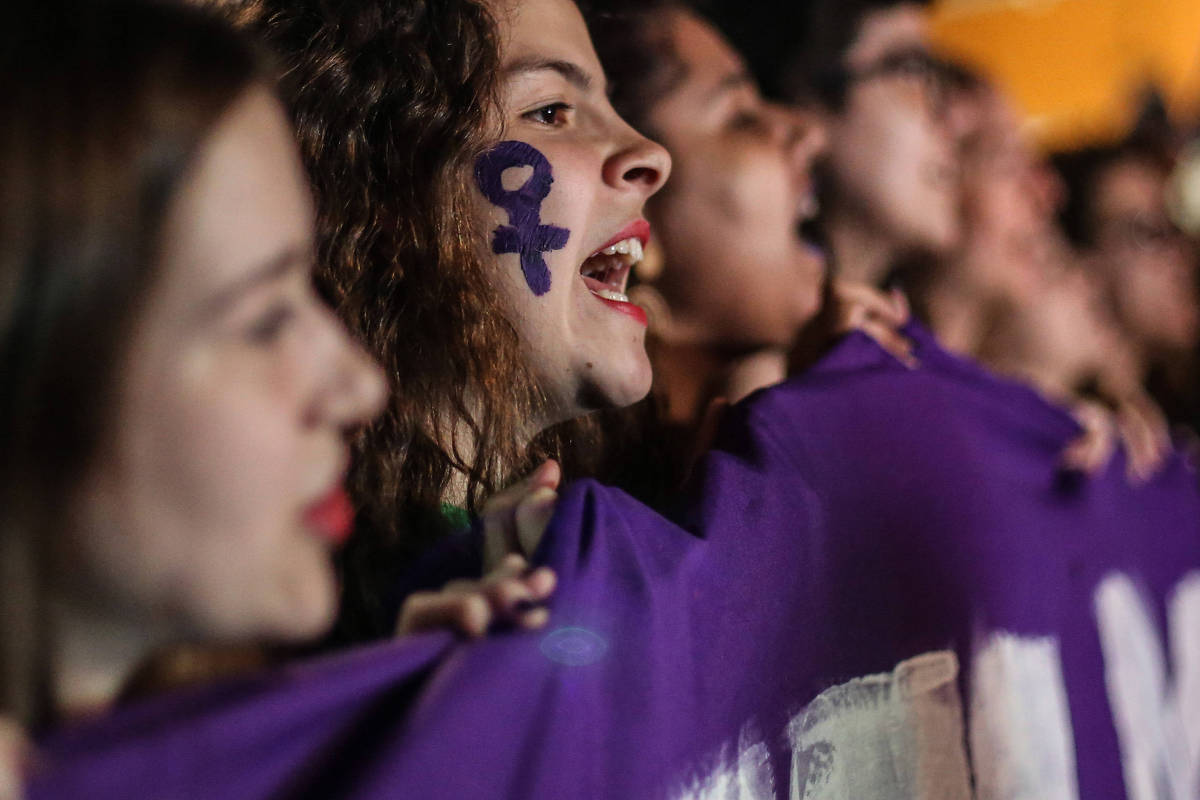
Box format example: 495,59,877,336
640,9,827,350
65,87,386,644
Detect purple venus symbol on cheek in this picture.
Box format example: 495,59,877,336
474,140,570,296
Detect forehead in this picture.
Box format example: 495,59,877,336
159,87,312,299
664,10,745,87
844,3,930,70
494,0,601,75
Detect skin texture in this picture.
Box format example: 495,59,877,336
475,141,570,296
614,9,912,431
1090,157,1200,356
59,87,386,711
954,90,1054,309
644,10,827,352
823,3,960,283
482,0,671,426
942,81,1169,481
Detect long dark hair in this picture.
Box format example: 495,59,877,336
0,0,268,723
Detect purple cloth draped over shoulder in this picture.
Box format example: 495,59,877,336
29,326,1200,799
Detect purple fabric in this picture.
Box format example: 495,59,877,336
28,327,1200,798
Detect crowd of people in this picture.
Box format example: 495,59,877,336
2,0,1199,796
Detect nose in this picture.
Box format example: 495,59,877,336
309,310,388,431
782,105,827,171
602,123,671,200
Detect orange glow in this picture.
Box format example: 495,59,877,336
930,0,1200,149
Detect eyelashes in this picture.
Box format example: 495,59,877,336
522,102,573,127
245,304,295,345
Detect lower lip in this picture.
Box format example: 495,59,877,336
593,293,648,326
304,487,355,547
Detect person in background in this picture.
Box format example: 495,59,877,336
783,0,960,289
579,0,915,503
1056,136,1200,441
914,72,1170,477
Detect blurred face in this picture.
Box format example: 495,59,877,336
955,88,1055,306
67,87,387,642
1091,157,1200,353
1011,257,1128,385
824,4,959,255
480,0,671,423
643,10,827,350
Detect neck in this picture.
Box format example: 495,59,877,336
49,597,168,719
826,209,899,287
439,403,544,508
652,339,786,427
923,275,990,357
991,355,1079,404
982,328,1082,403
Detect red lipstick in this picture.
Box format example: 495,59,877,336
305,486,355,547
597,296,648,326
593,219,651,254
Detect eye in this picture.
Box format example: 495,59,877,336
523,102,572,127
727,109,768,134
245,304,295,344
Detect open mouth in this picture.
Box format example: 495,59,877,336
581,237,643,301
579,220,650,326
795,185,827,257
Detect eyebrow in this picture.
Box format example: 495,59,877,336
198,246,310,321
705,69,755,105
503,57,595,92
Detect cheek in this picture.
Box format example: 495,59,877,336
660,170,815,344
131,354,320,634
474,140,573,298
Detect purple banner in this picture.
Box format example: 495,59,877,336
29,326,1200,799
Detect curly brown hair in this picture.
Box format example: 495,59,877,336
223,0,601,639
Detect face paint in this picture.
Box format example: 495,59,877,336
474,140,570,296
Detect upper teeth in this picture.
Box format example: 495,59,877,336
597,237,644,263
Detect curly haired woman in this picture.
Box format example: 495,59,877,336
225,0,670,640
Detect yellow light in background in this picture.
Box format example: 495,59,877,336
930,0,1200,150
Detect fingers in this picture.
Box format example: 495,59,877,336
1115,395,1170,483
833,280,910,329
397,591,491,638
395,554,557,639
890,286,911,321
1062,401,1116,474
832,280,917,368
482,459,561,570
473,554,557,631
857,318,918,368
513,486,558,560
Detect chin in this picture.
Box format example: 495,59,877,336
578,353,653,412
250,562,338,643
